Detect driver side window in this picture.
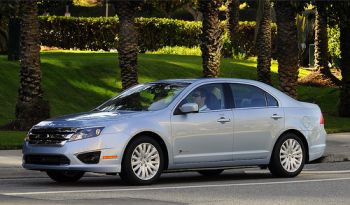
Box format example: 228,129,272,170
184,84,225,112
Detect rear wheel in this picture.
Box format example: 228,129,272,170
197,169,224,177
46,170,84,183
268,133,306,177
119,136,164,185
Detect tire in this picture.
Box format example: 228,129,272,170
46,170,84,183
268,133,306,177
119,136,164,185
197,169,224,177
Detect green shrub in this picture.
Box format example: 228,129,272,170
39,16,277,57
328,25,340,68
136,17,201,52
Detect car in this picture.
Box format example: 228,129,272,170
22,78,326,185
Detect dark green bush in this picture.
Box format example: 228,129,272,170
136,17,201,52
39,16,118,51
39,16,277,57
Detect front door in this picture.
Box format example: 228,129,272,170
171,83,234,164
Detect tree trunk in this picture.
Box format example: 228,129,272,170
114,1,140,90
256,0,272,85
314,2,341,85
14,0,50,130
199,0,224,78
275,1,299,99
228,0,239,56
339,20,350,117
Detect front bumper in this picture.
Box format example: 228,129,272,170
22,135,122,173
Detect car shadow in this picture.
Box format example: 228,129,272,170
34,170,275,188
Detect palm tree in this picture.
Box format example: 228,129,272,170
14,0,49,130
275,0,299,99
314,1,340,85
199,0,224,77
227,0,239,56
113,0,142,90
255,0,272,85
337,3,350,117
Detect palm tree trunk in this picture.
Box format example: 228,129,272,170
199,0,224,78
14,0,49,130
339,20,350,117
228,0,239,56
256,0,272,85
314,2,341,85
114,1,140,90
275,1,299,99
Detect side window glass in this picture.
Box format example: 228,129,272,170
266,92,279,107
230,84,267,108
184,84,225,112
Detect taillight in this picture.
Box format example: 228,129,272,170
320,113,324,125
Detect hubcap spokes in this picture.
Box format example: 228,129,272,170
280,139,303,172
131,143,160,180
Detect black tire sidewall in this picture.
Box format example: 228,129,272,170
120,136,164,185
270,133,306,177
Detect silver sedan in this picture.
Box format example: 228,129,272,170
23,78,326,185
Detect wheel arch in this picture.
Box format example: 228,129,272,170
272,129,309,163
122,131,169,170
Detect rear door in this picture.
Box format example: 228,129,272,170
229,83,285,160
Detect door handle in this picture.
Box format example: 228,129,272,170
271,114,283,119
217,117,231,123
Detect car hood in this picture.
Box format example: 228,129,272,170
33,111,143,129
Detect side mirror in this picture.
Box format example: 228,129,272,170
180,103,199,113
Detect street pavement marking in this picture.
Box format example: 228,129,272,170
3,177,350,196
302,170,350,174
243,170,350,174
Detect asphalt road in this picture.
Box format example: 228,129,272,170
1,162,350,205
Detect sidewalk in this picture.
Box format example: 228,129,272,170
0,133,349,168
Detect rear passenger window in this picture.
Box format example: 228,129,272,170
266,92,279,107
230,84,267,108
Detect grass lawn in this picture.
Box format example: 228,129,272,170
0,51,349,149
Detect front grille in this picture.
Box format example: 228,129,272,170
24,154,70,165
28,128,77,146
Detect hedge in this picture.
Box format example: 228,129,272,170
39,16,277,57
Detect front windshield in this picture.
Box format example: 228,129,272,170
96,83,190,112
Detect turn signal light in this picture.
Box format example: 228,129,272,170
102,156,118,159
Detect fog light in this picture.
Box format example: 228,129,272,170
77,151,101,164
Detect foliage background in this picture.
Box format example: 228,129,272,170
39,16,279,58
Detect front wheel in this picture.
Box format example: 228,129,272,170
268,133,306,177
46,170,84,183
120,136,164,185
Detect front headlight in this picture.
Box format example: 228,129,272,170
69,127,104,142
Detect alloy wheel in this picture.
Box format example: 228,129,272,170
131,143,160,180
279,139,303,173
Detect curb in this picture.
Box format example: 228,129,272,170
311,154,350,164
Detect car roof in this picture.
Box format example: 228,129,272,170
152,78,261,85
